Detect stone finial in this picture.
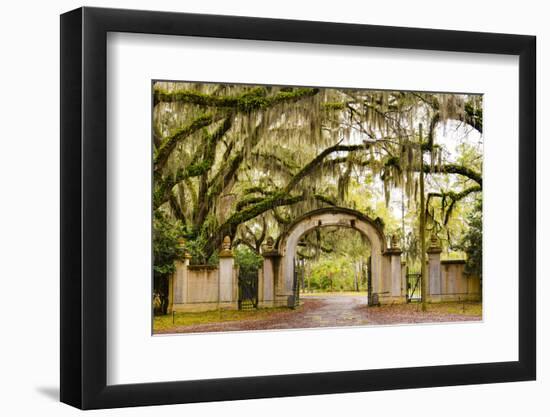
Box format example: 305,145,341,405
261,236,279,257
430,232,440,247
219,235,233,257
427,232,442,253
177,238,186,248
391,234,399,249
222,235,231,250
386,233,401,255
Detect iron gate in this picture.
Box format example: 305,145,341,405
238,268,258,310
406,268,422,302
367,255,375,306
290,257,303,308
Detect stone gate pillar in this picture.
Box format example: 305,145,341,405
259,236,278,308
219,236,237,307
173,239,191,306
427,233,442,302
168,239,191,313
387,235,405,303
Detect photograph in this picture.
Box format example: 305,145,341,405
152,81,483,335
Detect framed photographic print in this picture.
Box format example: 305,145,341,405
60,6,536,410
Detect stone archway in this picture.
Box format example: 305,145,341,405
258,207,405,307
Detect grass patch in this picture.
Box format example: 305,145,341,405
427,301,482,316
154,306,291,332
396,301,482,316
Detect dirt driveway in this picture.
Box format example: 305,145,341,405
156,295,481,335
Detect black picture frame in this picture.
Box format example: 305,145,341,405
60,6,536,410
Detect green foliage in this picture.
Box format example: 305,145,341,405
184,233,209,265
299,228,368,292
307,257,359,291
186,214,220,265
234,245,263,275
455,196,482,277
153,213,184,315
152,213,183,278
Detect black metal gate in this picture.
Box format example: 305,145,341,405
367,255,374,306
238,268,258,310
290,257,302,308
406,267,422,302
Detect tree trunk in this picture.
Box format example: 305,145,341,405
419,124,428,312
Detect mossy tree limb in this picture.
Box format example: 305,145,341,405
154,116,233,210
424,164,482,187
208,191,336,256
154,87,319,111
154,113,218,173
284,144,369,193
427,185,482,225
385,157,482,187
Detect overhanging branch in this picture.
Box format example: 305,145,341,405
284,144,368,193
154,114,217,173
154,87,319,111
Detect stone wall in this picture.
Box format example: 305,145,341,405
438,260,481,302
402,258,481,303
170,263,239,313
186,266,220,303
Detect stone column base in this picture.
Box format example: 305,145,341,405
428,294,481,303
377,295,408,305
172,301,238,313
257,300,275,308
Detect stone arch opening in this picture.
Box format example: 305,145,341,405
295,226,371,293
270,207,403,306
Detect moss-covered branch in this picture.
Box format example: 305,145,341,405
236,195,271,212
154,114,216,173
428,185,482,204
284,144,368,193
427,112,440,150
427,185,482,225
425,164,482,187
313,194,337,206
464,102,483,133
250,151,299,177
202,116,271,223
272,207,291,225
154,87,319,111
208,190,336,256
232,238,258,253
154,117,233,210
317,156,370,172
218,192,302,242
386,157,482,186
243,186,275,195
168,192,186,224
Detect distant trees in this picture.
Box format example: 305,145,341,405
297,228,369,293
456,196,483,278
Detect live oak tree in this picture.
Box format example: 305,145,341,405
152,82,483,301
